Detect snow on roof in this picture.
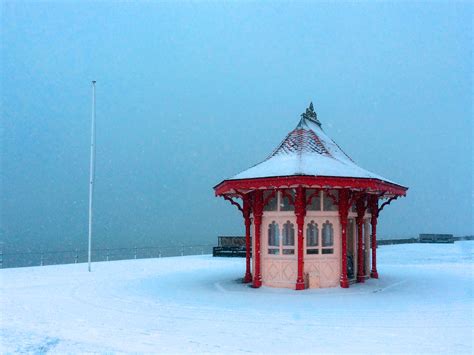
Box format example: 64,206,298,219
229,103,397,184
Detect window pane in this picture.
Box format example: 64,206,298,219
322,249,334,254
323,190,339,211
268,249,279,255
348,219,354,240
348,218,355,255
268,221,280,247
306,189,321,211
282,221,295,246
263,190,277,211
307,249,319,255
282,249,294,255
322,221,334,247
306,221,319,247
280,190,295,211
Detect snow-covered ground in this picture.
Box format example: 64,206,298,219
1,242,472,354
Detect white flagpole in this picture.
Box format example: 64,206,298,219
88,80,96,272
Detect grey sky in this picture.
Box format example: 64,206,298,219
1,1,472,253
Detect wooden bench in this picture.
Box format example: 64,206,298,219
213,236,249,257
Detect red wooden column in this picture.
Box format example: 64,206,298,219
252,190,264,288
338,189,350,288
369,195,379,279
295,186,306,290
243,195,252,283
356,196,367,283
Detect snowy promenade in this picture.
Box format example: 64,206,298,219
1,242,472,354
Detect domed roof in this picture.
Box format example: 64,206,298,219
230,103,395,183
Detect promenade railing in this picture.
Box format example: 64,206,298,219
0,244,215,269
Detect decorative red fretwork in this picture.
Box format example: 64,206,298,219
279,188,295,206
378,196,399,214
222,195,243,214
305,188,320,207
214,175,407,198
263,189,277,208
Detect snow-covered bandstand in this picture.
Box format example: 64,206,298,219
214,103,408,289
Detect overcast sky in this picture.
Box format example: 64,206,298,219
1,1,472,253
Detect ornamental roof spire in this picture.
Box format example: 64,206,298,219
214,103,407,196
301,102,321,127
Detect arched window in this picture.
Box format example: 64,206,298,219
322,220,334,254
306,221,319,254
282,221,294,245
282,221,295,254
268,221,279,255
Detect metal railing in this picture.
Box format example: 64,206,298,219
1,235,472,269
0,244,215,269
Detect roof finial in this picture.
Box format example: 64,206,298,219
301,102,321,126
